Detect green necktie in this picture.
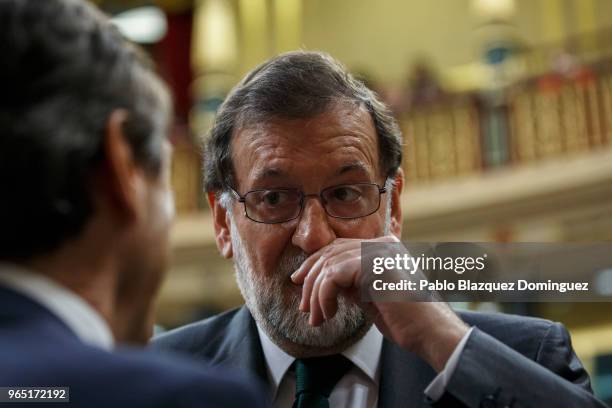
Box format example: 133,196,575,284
293,354,352,408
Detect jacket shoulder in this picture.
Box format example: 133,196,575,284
106,347,267,408
1,334,265,408
151,307,244,357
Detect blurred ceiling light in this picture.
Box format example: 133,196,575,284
111,6,168,44
471,0,516,20
192,0,238,72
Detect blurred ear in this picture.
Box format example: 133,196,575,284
207,192,233,259
389,168,404,239
101,109,147,221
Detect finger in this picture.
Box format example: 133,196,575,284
292,239,360,283
291,249,324,284
301,247,359,312
318,257,360,321
298,242,358,311
311,250,360,323
299,253,328,312
309,269,327,326
293,244,335,284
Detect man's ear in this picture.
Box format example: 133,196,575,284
389,168,404,239
207,192,233,259
101,109,145,221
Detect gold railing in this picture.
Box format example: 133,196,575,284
400,64,612,186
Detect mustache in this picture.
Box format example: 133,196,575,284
277,249,309,277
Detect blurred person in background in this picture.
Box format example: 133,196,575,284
405,59,447,107
153,51,607,407
0,0,267,407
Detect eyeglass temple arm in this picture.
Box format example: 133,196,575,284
229,188,246,203
380,176,393,193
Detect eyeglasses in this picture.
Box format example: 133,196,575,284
229,182,387,224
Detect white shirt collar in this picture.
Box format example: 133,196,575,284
342,324,383,382
256,323,383,396
0,263,114,350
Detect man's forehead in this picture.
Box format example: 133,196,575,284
230,104,380,183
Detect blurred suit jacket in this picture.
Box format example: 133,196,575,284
0,286,268,408
153,306,607,408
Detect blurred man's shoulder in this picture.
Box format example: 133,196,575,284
152,307,250,354
105,346,266,407
0,331,265,407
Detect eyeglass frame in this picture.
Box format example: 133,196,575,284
228,180,389,224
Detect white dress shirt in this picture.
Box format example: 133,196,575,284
257,323,474,407
0,263,114,350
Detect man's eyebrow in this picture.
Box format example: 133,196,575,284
336,162,371,176
252,167,285,181
251,163,371,181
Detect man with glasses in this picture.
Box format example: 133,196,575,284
154,51,604,407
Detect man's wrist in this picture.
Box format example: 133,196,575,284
413,309,469,372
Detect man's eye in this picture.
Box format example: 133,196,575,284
331,187,361,202
262,191,284,206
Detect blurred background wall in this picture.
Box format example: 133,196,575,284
95,0,612,401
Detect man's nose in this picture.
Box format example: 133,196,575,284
291,196,336,254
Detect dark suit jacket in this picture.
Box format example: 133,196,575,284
0,286,268,408
152,306,607,407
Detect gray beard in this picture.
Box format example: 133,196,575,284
230,221,369,356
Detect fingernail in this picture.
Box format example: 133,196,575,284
291,270,299,280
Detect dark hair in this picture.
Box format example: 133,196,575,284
0,0,171,260
204,51,402,193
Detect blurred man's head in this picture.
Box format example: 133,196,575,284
0,0,174,343
205,51,404,357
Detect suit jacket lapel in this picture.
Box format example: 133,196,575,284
378,339,437,408
208,306,269,385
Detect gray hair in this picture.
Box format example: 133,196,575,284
204,51,403,193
